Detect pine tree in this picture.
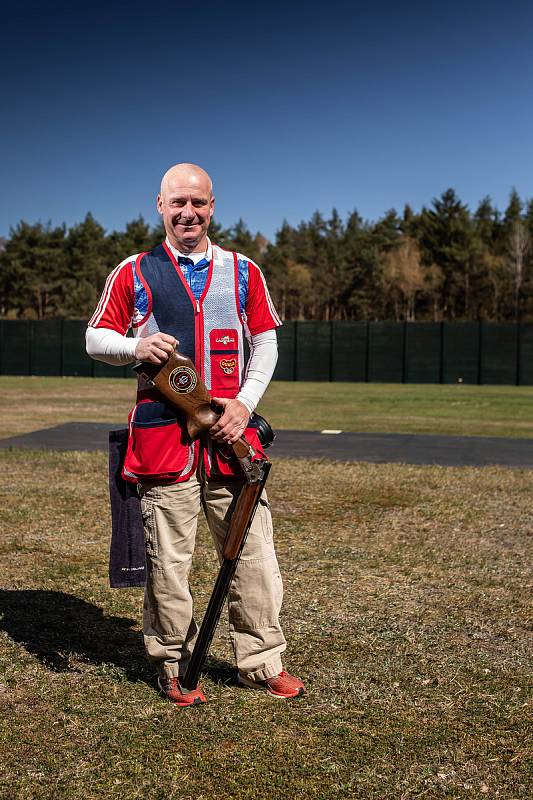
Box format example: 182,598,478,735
0,222,67,318
62,214,109,318
416,189,473,319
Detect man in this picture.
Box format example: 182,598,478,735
86,163,304,706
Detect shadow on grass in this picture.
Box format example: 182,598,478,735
0,589,236,688
202,655,238,687
0,589,151,682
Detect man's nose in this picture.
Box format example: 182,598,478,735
180,201,196,220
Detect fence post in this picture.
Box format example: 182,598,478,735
28,321,34,376
364,321,370,383
60,318,65,377
439,321,444,384
293,320,298,381
329,321,334,382
477,321,483,385
402,321,407,383
516,321,521,386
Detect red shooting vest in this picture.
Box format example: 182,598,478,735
122,242,265,483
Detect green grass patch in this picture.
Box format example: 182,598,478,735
261,381,533,438
0,449,531,798
2,376,533,439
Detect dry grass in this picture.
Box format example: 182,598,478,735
0,448,531,799
3,376,533,440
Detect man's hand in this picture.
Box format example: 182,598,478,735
135,333,177,364
209,397,250,444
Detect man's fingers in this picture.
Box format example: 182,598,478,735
146,349,168,364
210,420,247,441
152,336,175,354
135,333,178,363
142,344,173,364
159,341,175,355
159,333,178,346
209,398,249,442
154,345,171,359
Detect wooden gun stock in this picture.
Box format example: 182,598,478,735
134,350,220,440
135,351,256,471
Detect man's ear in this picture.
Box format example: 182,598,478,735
156,193,163,215
209,195,215,219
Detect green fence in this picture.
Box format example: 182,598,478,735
273,321,528,385
0,319,530,385
0,320,130,378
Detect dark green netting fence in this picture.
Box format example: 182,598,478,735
405,323,441,384
32,319,62,376
273,322,295,380
331,322,367,382
0,320,32,375
63,320,92,376
442,322,480,384
519,324,533,385
368,322,404,383
294,321,331,381
480,323,518,385
0,320,529,385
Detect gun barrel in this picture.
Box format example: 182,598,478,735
181,460,271,692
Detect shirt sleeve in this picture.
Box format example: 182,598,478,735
236,329,278,413
87,256,136,334
85,326,138,365
244,259,282,336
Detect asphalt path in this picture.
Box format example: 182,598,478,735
0,422,532,467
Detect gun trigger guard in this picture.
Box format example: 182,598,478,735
217,443,233,461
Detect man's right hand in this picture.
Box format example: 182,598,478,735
135,333,178,364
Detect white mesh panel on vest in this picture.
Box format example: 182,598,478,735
202,246,244,390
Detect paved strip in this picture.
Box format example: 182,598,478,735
0,422,532,467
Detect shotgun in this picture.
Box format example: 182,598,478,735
134,349,272,691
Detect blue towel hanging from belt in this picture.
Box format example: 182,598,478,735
108,429,146,588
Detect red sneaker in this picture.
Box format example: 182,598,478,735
158,676,206,707
238,670,305,699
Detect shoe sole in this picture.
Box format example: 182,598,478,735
237,675,305,699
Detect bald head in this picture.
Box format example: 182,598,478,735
160,163,213,200
157,163,215,253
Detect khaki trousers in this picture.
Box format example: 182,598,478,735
138,463,286,681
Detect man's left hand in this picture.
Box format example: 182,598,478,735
210,397,250,444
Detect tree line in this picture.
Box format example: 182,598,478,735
1,188,532,322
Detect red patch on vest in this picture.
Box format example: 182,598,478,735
220,357,236,375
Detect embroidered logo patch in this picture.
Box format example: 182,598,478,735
169,366,198,394
216,335,235,345
220,358,237,375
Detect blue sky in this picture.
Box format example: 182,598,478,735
1,0,532,241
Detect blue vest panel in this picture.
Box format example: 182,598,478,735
139,245,196,363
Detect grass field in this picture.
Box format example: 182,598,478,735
0,445,531,799
2,376,533,438
0,378,531,797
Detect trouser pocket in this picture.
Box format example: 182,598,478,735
259,496,273,543
140,497,158,557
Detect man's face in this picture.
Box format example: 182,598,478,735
157,172,214,252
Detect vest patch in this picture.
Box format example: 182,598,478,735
220,357,237,375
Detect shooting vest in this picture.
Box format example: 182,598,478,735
123,242,264,483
